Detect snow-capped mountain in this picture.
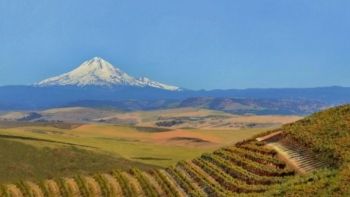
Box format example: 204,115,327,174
37,57,180,91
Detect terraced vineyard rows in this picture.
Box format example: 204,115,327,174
266,138,329,174
0,140,296,197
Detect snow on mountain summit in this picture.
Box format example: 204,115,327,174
37,57,180,91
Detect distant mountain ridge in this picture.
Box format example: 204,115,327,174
63,97,326,115
0,85,350,114
37,57,180,91
0,57,349,114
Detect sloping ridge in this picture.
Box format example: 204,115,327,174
257,131,329,174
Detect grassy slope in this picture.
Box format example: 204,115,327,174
265,104,350,196
0,138,157,184
0,123,266,184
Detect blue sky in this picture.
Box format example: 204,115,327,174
0,0,349,90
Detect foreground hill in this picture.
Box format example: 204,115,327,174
277,104,350,195
1,140,295,196
1,105,349,196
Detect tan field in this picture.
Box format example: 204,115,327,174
97,107,302,129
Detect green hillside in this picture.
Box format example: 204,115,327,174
272,104,350,196
0,139,157,184
283,104,350,166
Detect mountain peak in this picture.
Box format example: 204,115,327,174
92,56,103,60
87,57,111,67
37,57,181,91
72,57,123,77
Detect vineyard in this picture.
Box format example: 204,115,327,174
1,104,350,196
0,139,297,197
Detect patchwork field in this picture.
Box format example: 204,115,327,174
0,107,301,184
0,107,302,129
93,108,302,129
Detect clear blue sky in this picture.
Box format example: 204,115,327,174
0,0,349,90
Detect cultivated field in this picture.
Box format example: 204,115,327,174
0,122,265,183
0,139,304,196
96,107,302,129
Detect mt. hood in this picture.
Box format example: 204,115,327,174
37,57,180,91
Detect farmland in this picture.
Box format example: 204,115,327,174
2,105,350,196
0,118,272,183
